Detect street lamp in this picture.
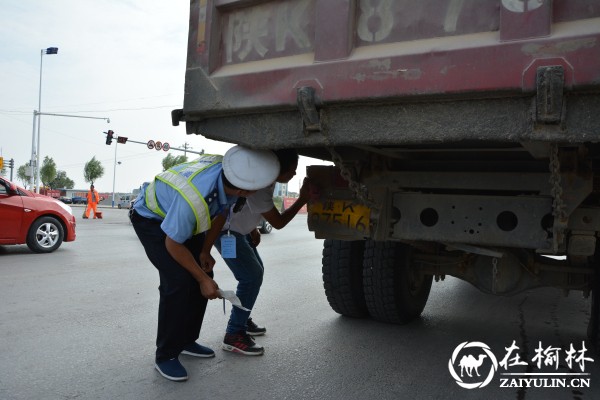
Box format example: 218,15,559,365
30,47,58,192
112,159,122,208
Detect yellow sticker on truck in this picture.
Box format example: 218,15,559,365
308,200,370,234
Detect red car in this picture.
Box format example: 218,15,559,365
0,176,76,253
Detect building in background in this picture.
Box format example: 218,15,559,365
274,182,287,197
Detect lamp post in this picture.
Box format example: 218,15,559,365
30,47,58,192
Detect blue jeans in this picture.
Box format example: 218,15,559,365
215,231,264,334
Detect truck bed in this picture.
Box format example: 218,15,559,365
176,0,600,150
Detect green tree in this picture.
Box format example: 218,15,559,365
40,156,57,187
162,153,188,171
17,164,29,187
49,170,75,189
84,156,104,185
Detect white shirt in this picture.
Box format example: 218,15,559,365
225,184,275,235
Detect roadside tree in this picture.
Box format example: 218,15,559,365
40,156,57,187
84,156,104,185
16,164,29,187
49,170,75,189
162,153,188,171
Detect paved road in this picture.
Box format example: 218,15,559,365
1,206,599,400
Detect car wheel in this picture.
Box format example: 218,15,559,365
26,216,64,253
260,220,273,234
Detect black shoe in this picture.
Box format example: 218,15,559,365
246,318,266,336
222,332,264,356
155,358,188,381
181,342,215,358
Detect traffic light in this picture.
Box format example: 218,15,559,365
117,136,128,144
106,130,114,145
0,157,3,170
9,158,14,168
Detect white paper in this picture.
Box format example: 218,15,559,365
218,289,251,311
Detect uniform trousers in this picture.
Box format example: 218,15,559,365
85,202,98,218
130,210,211,362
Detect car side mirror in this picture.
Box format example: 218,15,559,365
7,183,18,194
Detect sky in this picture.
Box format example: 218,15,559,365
0,0,325,195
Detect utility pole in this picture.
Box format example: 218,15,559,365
181,142,191,157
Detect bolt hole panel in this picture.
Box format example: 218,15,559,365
420,208,439,227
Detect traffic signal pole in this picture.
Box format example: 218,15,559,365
112,140,118,208
104,132,205,207
123,138,205,155
103,132,204,156
9,158,14,181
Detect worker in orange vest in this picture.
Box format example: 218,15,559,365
85,184,100,219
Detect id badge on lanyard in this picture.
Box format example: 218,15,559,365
220,206,237,258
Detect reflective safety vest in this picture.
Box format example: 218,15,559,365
145,155,223,235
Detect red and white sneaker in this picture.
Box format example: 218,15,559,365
222,332,264,356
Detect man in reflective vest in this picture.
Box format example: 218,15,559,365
85,184,100,219
130,145,280,382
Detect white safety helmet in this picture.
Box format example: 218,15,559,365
223,145,280,190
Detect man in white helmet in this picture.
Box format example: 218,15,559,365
215,149,310,356
130,145,279,382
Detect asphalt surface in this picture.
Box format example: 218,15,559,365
1,206,599,400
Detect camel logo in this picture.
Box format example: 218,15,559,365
448,341,498,389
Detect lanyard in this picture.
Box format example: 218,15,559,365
225,205,234,235
221,207,237,259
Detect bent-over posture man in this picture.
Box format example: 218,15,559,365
130,146,280,381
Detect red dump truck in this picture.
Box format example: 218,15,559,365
173,0,600,346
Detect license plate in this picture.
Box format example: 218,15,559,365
308,200,370,234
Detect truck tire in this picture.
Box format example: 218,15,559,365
322,239,369,318
26,216,64,253
363,241,432,324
